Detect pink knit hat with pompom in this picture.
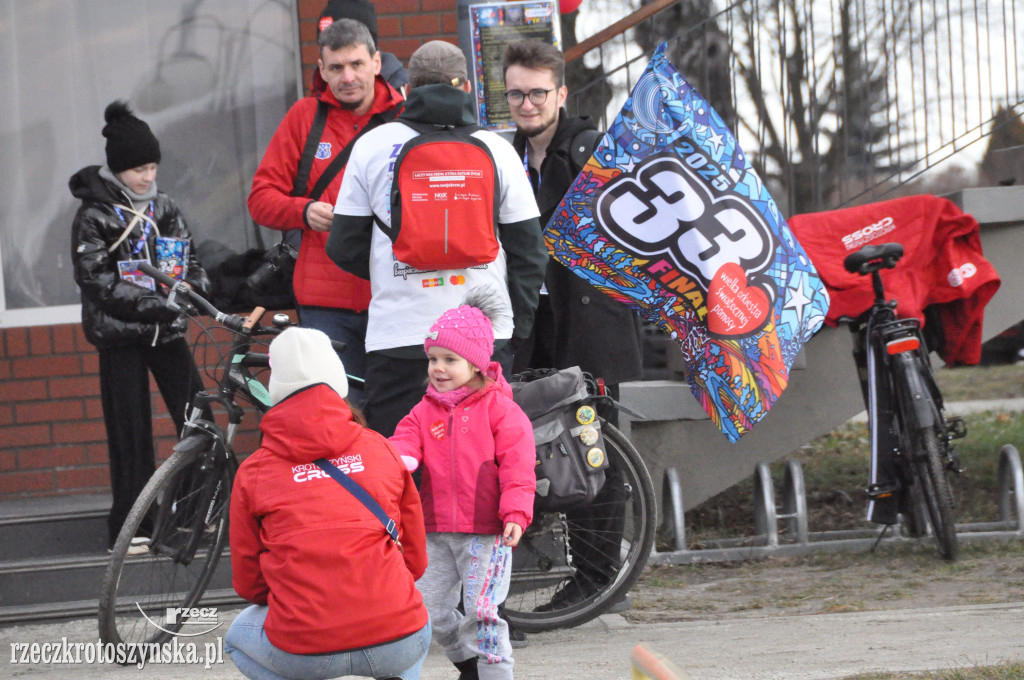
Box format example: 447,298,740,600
424,304,494,373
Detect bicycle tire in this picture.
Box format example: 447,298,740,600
98,434,234,652
503,422,656,632
892,412,928,538
914,425,959,560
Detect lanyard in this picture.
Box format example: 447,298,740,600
523,147,541,188
113,202,155,254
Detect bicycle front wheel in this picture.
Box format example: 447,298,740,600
914,425,959,560
504,422,656,632
98,435,234,650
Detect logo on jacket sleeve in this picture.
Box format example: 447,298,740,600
430,420,446,441
315,142,332,160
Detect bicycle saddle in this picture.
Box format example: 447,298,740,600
843,242,904,274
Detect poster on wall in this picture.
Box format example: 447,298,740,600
468,1,561,130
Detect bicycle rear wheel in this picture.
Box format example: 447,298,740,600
98,434,234,651
891,415,928,538
914,425,959,560
503,422,656,632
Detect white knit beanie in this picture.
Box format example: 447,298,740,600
268,327,349,406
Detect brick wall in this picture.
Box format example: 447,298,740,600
0,322,266,498
298,0,459,83
0,2,461,500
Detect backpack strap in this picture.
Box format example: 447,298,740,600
307,106,401,201
396,119,482,137
569,128,603,174
292,100,330,197
314,457,402,550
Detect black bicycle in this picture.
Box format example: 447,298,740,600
502,404,656,632
97,263,657,648
843,242,966,561
96,262,309,650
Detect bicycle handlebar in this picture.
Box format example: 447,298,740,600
138,262,251,333
136,263,349,357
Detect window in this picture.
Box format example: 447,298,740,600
0,0,300,326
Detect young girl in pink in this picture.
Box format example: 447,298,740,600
389,291,536,680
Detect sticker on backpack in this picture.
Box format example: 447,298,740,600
388,122,501,270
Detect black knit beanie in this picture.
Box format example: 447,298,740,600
102,100,161,173
318,0,378,43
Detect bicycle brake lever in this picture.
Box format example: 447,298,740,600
166,284,197,316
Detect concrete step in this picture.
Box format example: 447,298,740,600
0,493,240,625
0,547,237,625
0,494,109,560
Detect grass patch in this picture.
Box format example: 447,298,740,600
840,662,1024,679
684,364,1024,543
932,364,1024,401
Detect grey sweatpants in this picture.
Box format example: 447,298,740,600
417,533,514,679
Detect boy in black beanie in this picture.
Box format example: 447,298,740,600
69,100,210,549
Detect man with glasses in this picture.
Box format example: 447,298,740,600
502,39,642,423
502,38,643,628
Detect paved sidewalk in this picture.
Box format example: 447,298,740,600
849,397,1024,423
5,602,1024,679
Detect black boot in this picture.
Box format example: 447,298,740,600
454,657,479,680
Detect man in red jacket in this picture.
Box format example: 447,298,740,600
248,18,403,394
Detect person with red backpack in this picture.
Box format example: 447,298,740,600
248,18,403,397
327,40,547,439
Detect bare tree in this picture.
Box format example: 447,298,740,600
562,9,615,124
728,0,915,213
634,0,736,130
980,105,1024,185
626,0,920,213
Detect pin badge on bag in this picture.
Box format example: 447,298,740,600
579,426,600,446
576,405,596,424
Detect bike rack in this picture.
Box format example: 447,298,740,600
997,445,1024,533
659,467,687,552
752,460,809,546
651,445,1024,565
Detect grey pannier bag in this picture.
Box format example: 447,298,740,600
509,367,610,512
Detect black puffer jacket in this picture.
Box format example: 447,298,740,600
69,165,209,349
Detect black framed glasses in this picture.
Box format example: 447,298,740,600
504,88,554,106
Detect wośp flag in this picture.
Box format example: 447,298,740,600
545,43,830,442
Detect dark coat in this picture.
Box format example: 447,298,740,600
69,165,209,349
512,111,643,385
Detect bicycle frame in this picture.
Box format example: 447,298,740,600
843,243,965,541
854,304,933,522
182,337,273,452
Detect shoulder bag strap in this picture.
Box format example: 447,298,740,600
314,457,402,549
307,105,402,202
292,100,330,197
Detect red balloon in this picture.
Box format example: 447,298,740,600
560,0,583,13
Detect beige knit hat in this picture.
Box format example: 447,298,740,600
268,327,349,405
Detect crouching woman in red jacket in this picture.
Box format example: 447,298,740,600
226,327,431,680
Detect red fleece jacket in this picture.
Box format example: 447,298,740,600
788,195,1000,365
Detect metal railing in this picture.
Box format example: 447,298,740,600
566,0,1024,215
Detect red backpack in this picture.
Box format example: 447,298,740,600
386,121,501,270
